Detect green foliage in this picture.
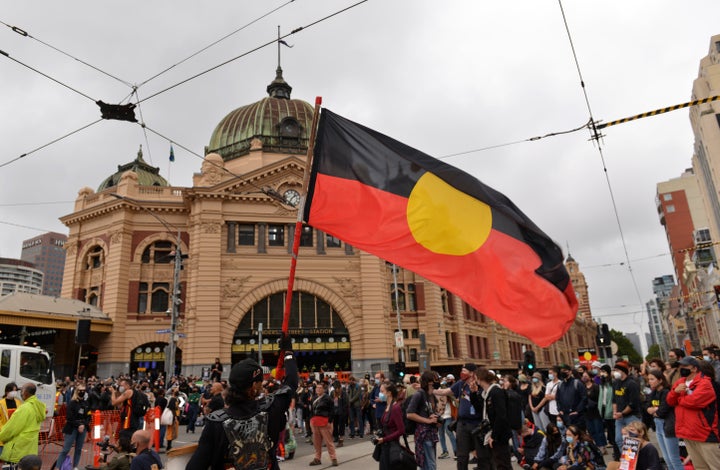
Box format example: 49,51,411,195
610,329,642,364
646,344,662,362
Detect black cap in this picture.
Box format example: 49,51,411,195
679,356,700,368
229,359,264,390
464,363,477,372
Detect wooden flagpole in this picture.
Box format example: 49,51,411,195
277,96,322,377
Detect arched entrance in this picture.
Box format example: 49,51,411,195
131,342,182,379
232,291,351,376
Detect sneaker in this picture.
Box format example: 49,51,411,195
309,459,322,466
332,459,338,467
511,455,518,462
440,451,450,459
470,457,478,464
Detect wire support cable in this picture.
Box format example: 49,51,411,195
137,0,296,88
0,19,133,87
0,119,103,169
137,0,368,104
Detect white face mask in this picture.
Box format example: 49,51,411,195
7,391,16,399
613,372,622,380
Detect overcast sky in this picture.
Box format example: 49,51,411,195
2,1,719,354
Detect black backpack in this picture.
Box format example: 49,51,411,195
505,389,523,431
401,395,416,435
212,395,275,470
132,389,150,420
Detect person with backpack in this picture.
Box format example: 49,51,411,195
111,378,146,437
471,367,512,470
501,374,524,460
556,364,587,430
406,371,441,470
186,334,298,470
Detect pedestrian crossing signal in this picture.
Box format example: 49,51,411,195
395,361,405,378
523,350,536,373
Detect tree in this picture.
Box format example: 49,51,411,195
645,344,662,362
610,329,642,364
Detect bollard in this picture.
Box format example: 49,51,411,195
154,406,161,452
92,409,102,467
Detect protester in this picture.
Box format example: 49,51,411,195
446,363,483,470
406,370,440,470
186,336,297,470
210,358,223,382
373,381,405,470
164,389,179,451
597,365,616,458
606,421,660,470
556,364,587,429
530,422,564,470
529,372,549,431
101,435,133,470
437,378,457,459
130,430,163,470
611,361,641,461
556,424,603,470
0,383,46,464
664,348,685,387
186,386,200,434
645,369,682,470
518,423,544,467
541,366,561,424
666,356,720,469
56,383,90,470
347,376,362,439
308,381,338,466
472,367,512,470
111,378,143,436
0,382,20,431
331,379,349,447
582,370,606,450
370,373,387,433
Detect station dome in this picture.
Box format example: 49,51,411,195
97,146,169,191
206,67,314,161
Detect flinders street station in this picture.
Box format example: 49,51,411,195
4,66,597,379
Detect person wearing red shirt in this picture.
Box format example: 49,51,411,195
666,356,720,469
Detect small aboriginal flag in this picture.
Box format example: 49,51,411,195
304,109,577,346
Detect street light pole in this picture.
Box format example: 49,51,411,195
110,193,184,382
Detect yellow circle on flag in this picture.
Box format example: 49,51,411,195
407,172,492,255
583,352,592,361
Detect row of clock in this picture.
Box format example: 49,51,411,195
234,337,348,345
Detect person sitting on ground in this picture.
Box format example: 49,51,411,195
530,422,565,470
518,423,544,468
18,455,42,470
606,421,660,470
102,435,133,470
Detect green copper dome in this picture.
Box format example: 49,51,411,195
98,146,169,191
206,67,314,161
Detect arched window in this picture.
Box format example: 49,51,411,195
138,282,170,314
141,241,173,264
236,291,346,332
85,246,103,270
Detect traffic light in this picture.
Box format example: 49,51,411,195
395,361,406,379
523,350,536,374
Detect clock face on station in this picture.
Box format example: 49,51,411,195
284,189,301,207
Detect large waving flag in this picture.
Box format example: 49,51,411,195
304,109,578,346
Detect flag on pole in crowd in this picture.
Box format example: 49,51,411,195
303,109,578,346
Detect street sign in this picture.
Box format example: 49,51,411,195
493,351,500,360
156,329,171,334
394,331,404,348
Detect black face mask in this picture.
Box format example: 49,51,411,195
559,371,569,380
433,381,441,389
679,368,692,377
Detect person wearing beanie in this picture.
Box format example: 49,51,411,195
611,361,641,461
186,334,298,470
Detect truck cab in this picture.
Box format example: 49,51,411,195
0,344,56,417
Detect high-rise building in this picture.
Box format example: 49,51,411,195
0,258,43,296
21,232,67,297
690,34,720,252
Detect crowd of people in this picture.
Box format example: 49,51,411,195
3,344,720,470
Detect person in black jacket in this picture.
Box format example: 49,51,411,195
471,367,512,470
56,384,90,470
331,380,349,447
645,369,683,470
186,334,298,470
309,381,338,466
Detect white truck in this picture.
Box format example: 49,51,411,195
0,344,56,416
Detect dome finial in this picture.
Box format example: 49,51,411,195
136,144,144,162
267,25,292,99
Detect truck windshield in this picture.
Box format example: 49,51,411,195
19,352,53,384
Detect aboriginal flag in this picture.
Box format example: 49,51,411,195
304,109,578,346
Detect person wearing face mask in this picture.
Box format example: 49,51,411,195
664,348,685,387
186,335,298,470
645,369,682,470
111,378,142,436
701,345,720,383
606,421,660,470
470,367,512,470
529,372,549,431
596,365,616,458
582,370,606,451
438,363,481,470
539,366,561,426
529,422,563,470
611,361,641,461
0,383,20,432
555,425,604,470
56,384,90,470
556,364,587,430
666,355,720,469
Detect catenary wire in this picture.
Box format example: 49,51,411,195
0,220,57,233
0,201,74,207
0,19,133,87
558,0,647,324
0,50,96,102
137,0,296,88
137,0,368,104
133,88,154,165
0,119,103,169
